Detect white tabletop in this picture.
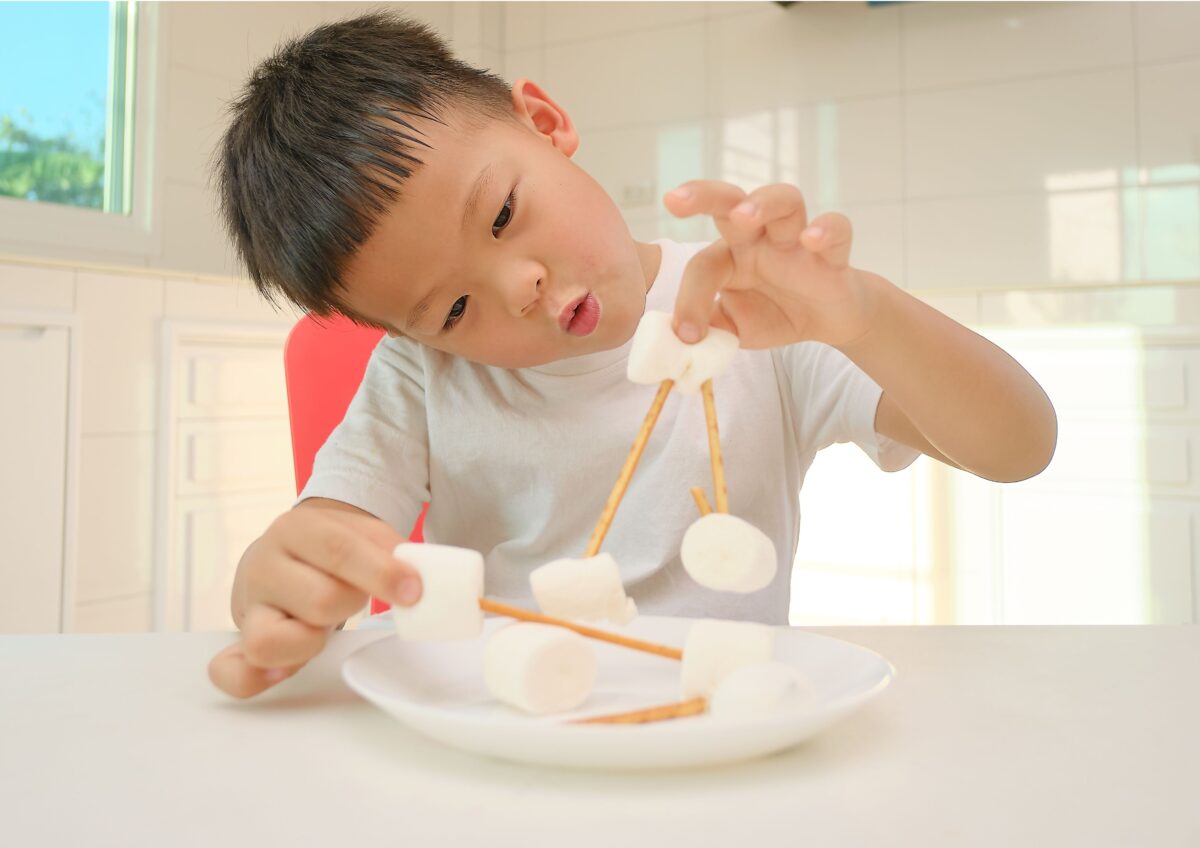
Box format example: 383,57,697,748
3,625,1198,847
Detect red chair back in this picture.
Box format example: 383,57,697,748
283,313,426,615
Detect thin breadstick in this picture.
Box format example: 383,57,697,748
584,379,675,557
700,379,728,513
571,696,708,725
690,486,713,516
478,597,682,661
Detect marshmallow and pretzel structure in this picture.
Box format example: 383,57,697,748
386,312,797,722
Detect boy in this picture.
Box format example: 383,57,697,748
208,13,1056,698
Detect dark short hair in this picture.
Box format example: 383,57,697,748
214,12,513,325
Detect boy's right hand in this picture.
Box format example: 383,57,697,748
207,499,422,698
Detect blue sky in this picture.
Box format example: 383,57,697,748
0,1,111,151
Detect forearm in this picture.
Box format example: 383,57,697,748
837,271,1057,482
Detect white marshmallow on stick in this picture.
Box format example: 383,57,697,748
391,543,484,640
627,311,739,395
484,622,598,714
680,618,774,699
529,553,638,625
680,512,778,593
709,660,813,719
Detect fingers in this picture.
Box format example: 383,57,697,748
672,240,735,343
246,556,368,628
733,184,809,248
208,605,329,699
241,603,329,668
268,509,422,608
800,212,853,269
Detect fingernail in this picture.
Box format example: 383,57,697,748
668,187,691,200
397,574,423,606
806,226,824,240
264,668,289,684
677,322,701,344
733,201,758,219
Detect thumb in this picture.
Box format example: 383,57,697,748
672,240,734,344
208,638,301,699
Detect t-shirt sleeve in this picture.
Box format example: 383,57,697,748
297,335,431,534
775,341,920,472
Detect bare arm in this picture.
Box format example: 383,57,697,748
840,273,1057,483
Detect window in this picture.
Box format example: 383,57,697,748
0,1,138,215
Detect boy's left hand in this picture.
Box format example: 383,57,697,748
664,180,878,350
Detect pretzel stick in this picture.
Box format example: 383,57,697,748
700,379,728,513
690,486,713,517
478,597,682,661
571,696,708,725
584,379,675,557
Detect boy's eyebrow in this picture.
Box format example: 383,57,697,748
406,164,495,332
460,163,494,233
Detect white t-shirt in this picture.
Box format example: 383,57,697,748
301,239,919,624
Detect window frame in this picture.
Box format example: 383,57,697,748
0,1,164,265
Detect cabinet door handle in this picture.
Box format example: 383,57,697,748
0,325,50,339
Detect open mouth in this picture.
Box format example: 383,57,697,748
560,293,602,337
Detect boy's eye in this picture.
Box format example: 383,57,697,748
492,187,518,237
443,295,468,331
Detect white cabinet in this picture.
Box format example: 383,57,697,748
156,323,295,631
947,328,1199,624
0,313,76,633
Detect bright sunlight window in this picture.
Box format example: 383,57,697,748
0,1,137,214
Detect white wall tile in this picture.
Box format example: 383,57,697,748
916,292,982,327
1135,0,1200,64
908,191,1142,290
504,2,544,51
451,2,484,47
73,594,153,633
0,263,75,311
76,272,164,434
450,2,502,50
75,434,156,603
709,4,902,112
707,1,776,20
710,96,902,207
905,69,1138,199
979,285,1200,328
830,202,905,291
162,65,237,186
159,181,240,280
456,44,504,76
543,1,707,44
1142,183,1200,283
1138,58,1200,181
545,22,706,130
504,47,544,83
167,2,330,82
901,1,1134,90
575,122,708,214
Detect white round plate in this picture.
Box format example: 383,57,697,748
342,615,894,770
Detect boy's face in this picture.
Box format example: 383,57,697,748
339,80,661,369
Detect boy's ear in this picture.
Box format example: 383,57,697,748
510,78,579,157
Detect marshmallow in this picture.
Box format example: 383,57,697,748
709,661,813,719
529,553,637,625
680,618,774,699
627,310,739,395
680,513,777,593
391,543,484,641
484,623,597,714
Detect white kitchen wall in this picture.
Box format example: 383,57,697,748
2,1,1198,632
